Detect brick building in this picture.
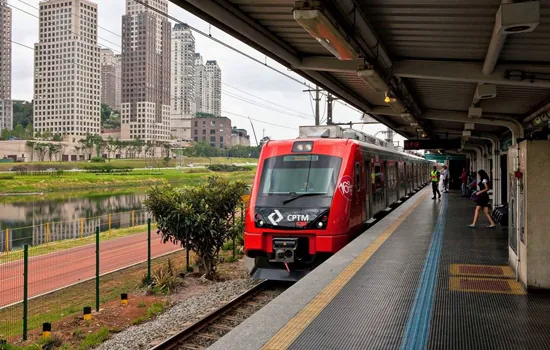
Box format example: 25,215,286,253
191,116,231,148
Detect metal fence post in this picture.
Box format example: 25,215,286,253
147,218,151,285
80,218,84,239
95,226,100,312
132,210,135,228
23,245,29,341
46,222,50,245
4,228,8,254
232,211,236,258
108,214,112,236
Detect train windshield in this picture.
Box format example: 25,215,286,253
258,155,342,204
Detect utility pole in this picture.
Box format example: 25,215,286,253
327,93,338,125
315,88,320,125
303,86,321,125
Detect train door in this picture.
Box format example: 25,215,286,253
365,159,373,221
398,161,404,199
383,161,389,207
387,161,397,204
373,162,385,214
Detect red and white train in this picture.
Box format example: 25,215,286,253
244,126,432,281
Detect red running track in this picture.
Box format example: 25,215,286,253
0,232,182,308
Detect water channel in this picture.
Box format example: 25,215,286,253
0,192,148,251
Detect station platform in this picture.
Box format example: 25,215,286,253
210,187,550,350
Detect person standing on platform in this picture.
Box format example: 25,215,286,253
430,166,441,200
468,170,496,228
460,168,468,197
441,165,449,193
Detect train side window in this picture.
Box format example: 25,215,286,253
355,162,361,191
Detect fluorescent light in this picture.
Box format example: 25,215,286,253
293,5,358,61
357,67,389,92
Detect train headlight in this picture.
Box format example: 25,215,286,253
258,220,264,227
292,141,313,153
317,221,324,228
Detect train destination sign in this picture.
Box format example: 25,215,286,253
404,139,461,150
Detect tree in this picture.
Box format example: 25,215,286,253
47,143,62,161
12,101,33,128
145,177,248,279
52,133,63,141
106,137,118,161
34,143,49,162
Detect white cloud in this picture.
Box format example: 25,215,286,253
8,0,405,144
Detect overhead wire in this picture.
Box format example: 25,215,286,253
9,37,297,132
14,0,363,121
9,0,359,132
11,0,316,125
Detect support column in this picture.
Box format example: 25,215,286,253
512,140,550,289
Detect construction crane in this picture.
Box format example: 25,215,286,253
248,117,259,146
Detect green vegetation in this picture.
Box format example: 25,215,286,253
145,176,248,279
0,168,255,194
101,104,120,130
132,302,165,325
0,251,187,339
208,164,252,172
78,327,110,350
0,157,256,172
177,141,261,158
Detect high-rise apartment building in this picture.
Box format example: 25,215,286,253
194,53,206,114
205,60,221,117
171,23,195,140
0,0,12,133
33,0,101,137
114,54,121,111
100,48,119,110
121,0,171,141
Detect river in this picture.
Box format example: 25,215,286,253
0,192,149,251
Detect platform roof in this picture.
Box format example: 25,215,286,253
174,0,550,149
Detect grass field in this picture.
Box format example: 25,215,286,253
0,157,257,171
0,168,256,195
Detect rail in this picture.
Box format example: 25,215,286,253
150,281,290,350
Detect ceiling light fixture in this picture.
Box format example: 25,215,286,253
293,1,358,61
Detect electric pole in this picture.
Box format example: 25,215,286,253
303,86,321,125
327,93,338,125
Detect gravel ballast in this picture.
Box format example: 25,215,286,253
96,279,258,350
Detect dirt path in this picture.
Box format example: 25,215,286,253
0,232,181,308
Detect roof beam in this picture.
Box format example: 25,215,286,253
393,60,550,88
370,107,524,141
292,57,365,73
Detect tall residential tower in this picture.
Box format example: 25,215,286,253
100,48,120,110
121,0,171,141
171,23,195,140
0,0,12,133
33,0,101,137
205,60,221,117
194,53,207,114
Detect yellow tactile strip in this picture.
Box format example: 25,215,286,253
449,264,515,279
261,192,428,350
449,276,526,295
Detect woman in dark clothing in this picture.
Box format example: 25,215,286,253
468,170,496,228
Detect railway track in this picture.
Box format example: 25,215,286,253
150,280,290,350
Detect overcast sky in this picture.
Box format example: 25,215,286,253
8,0,405,145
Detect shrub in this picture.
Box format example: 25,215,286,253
145,176,248,279
90,156,106,163
208,164,252,172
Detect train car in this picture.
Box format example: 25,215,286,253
245,127,432,281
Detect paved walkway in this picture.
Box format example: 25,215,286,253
0,232,182,308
